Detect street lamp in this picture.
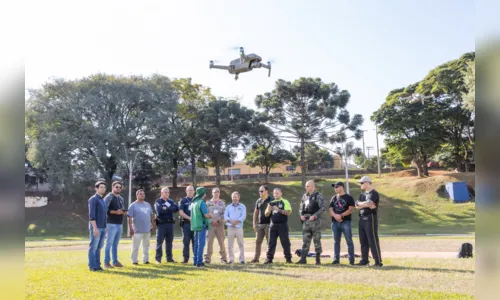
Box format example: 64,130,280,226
124,147,140,238
376,125,381,178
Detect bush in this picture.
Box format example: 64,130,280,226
353,174,361,180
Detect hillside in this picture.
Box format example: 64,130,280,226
25,171,475,237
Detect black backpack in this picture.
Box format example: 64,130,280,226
457,243,473,258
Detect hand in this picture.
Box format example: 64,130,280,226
369,204,377,209
253,225,256,232
93,228,99,237
300,216,306,221
309,215,316,221
334,214,342,222
207,213,212,219
130,228,135,236
273,206,279,212
116,209,124,215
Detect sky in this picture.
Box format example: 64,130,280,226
25,0,476,161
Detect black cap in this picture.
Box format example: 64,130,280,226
331,182,344,188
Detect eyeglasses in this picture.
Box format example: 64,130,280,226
114,186,122,189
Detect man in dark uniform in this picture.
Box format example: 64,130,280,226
264,188,293,264
154,187,179,263
178,186,195,264
250,185,273,263
297,180,325,265
355,176,383,267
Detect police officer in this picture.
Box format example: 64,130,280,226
297,180,325,265
355,176,383,267
154,187,179,263
264,188,293,264
178,186,195,264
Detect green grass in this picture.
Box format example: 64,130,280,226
25,248,474,299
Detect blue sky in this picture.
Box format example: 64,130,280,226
25,0,475,160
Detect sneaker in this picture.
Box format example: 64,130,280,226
240,261,245,264
250,259,259,263
113,262,124,267
373,263,383,268
221,259,228,264
264,259,273,264
227,261,233,264
94,267,104,271
132,262,139,265
182,259,189,264
356,261,369,266
144,261,150,264
331,260,340,265
285,259,293,264
104,263,114,269
167,259,176,263
155,260,162,264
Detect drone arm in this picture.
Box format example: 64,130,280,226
253,62,271,77
210,64,231,70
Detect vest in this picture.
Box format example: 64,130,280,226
190,199,210,231
302,192,320,215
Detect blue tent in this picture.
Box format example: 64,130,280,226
445,182,470,203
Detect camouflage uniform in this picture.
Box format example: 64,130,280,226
299,191,325,258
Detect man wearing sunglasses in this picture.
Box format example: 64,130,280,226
250,185,273,263
355,176,383,267
329,181,355,265
104,181,126,268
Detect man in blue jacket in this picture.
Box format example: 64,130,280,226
154,187,179,263
88,181,107,271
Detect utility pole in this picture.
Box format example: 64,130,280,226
124,147,139,238
362,130,368,168
367,146,374,159
376,125,381,178
343,142,350,194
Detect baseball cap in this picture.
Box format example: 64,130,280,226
358,176,372,183
331,181,344,188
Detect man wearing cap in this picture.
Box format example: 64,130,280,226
297,180,325,265
329,181,356,265
355,176,383,267
191,187,213,267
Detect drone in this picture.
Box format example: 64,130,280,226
399,93,435,104
209,47,271,80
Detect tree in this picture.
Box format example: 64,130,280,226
256,77,364,187
462,60,475,113
244,131,296,183
26,74,173,192
333,141,362,169
198,99,256,186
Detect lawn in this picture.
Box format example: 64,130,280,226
25,247,474,299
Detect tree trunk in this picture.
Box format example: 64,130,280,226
265,167,270,183
300,138,306,188
215,153,221,187
422,162,429,177
415,159,424,177
190,153,197,188
171,157,178,188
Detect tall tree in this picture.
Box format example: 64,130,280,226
256,77,363,187
333,141,362,169
26,74,173,192
198,99,256,186
462,60,475,113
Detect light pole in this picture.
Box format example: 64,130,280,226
366,146,374,159
124,147,139,238
376,125,381,178
343,142,350,194
362,130,368,168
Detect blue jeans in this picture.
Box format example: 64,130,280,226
193,227,207,266
88,226,106,269
104,223,123,264
332,221,355,263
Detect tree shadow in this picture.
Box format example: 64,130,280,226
332,263,474,274
107,263,200,280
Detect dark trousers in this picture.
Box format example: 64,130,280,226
358,214,382,264
156,223,174,262
266,223,292,261
181,222,194,261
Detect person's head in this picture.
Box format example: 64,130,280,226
95,181,106,196
112,181,122,195
195,187,207,200
332,181,345,194
273,188,282,200
259,185,269,198
186,185,195,198
305,180,315,194
136,189,145,201
231,191,240,204
212,187,220,200
358,176,373,191
161,187,170,199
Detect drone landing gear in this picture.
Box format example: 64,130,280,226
234,74,239,80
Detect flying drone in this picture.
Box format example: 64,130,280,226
209,47,271,80
399,93,435,104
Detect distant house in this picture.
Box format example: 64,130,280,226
207,161,302,176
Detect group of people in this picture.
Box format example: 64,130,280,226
87,176,382,271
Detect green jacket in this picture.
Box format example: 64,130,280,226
190,198,210,231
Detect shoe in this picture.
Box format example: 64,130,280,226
332,260,340,265
113,262,124,267
315,256,321,265
356,261,369,266
203,260,210,264
349,261,355,265
221,259,228,264
167,259,176,263
155,260,162,264
264,259,273,264
373,263,383,268
132,262,138,265
250,259,259,263
104,263,114,268
227,261,233,264
240,261,245,264
94,267,104,271
295,258,307,264
285,259,293,264
182,259,189,264
144,261,150,264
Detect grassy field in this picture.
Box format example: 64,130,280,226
25,246,474,299
25,172,475,238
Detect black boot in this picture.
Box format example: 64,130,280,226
315,254,321,265
296,253,307,264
